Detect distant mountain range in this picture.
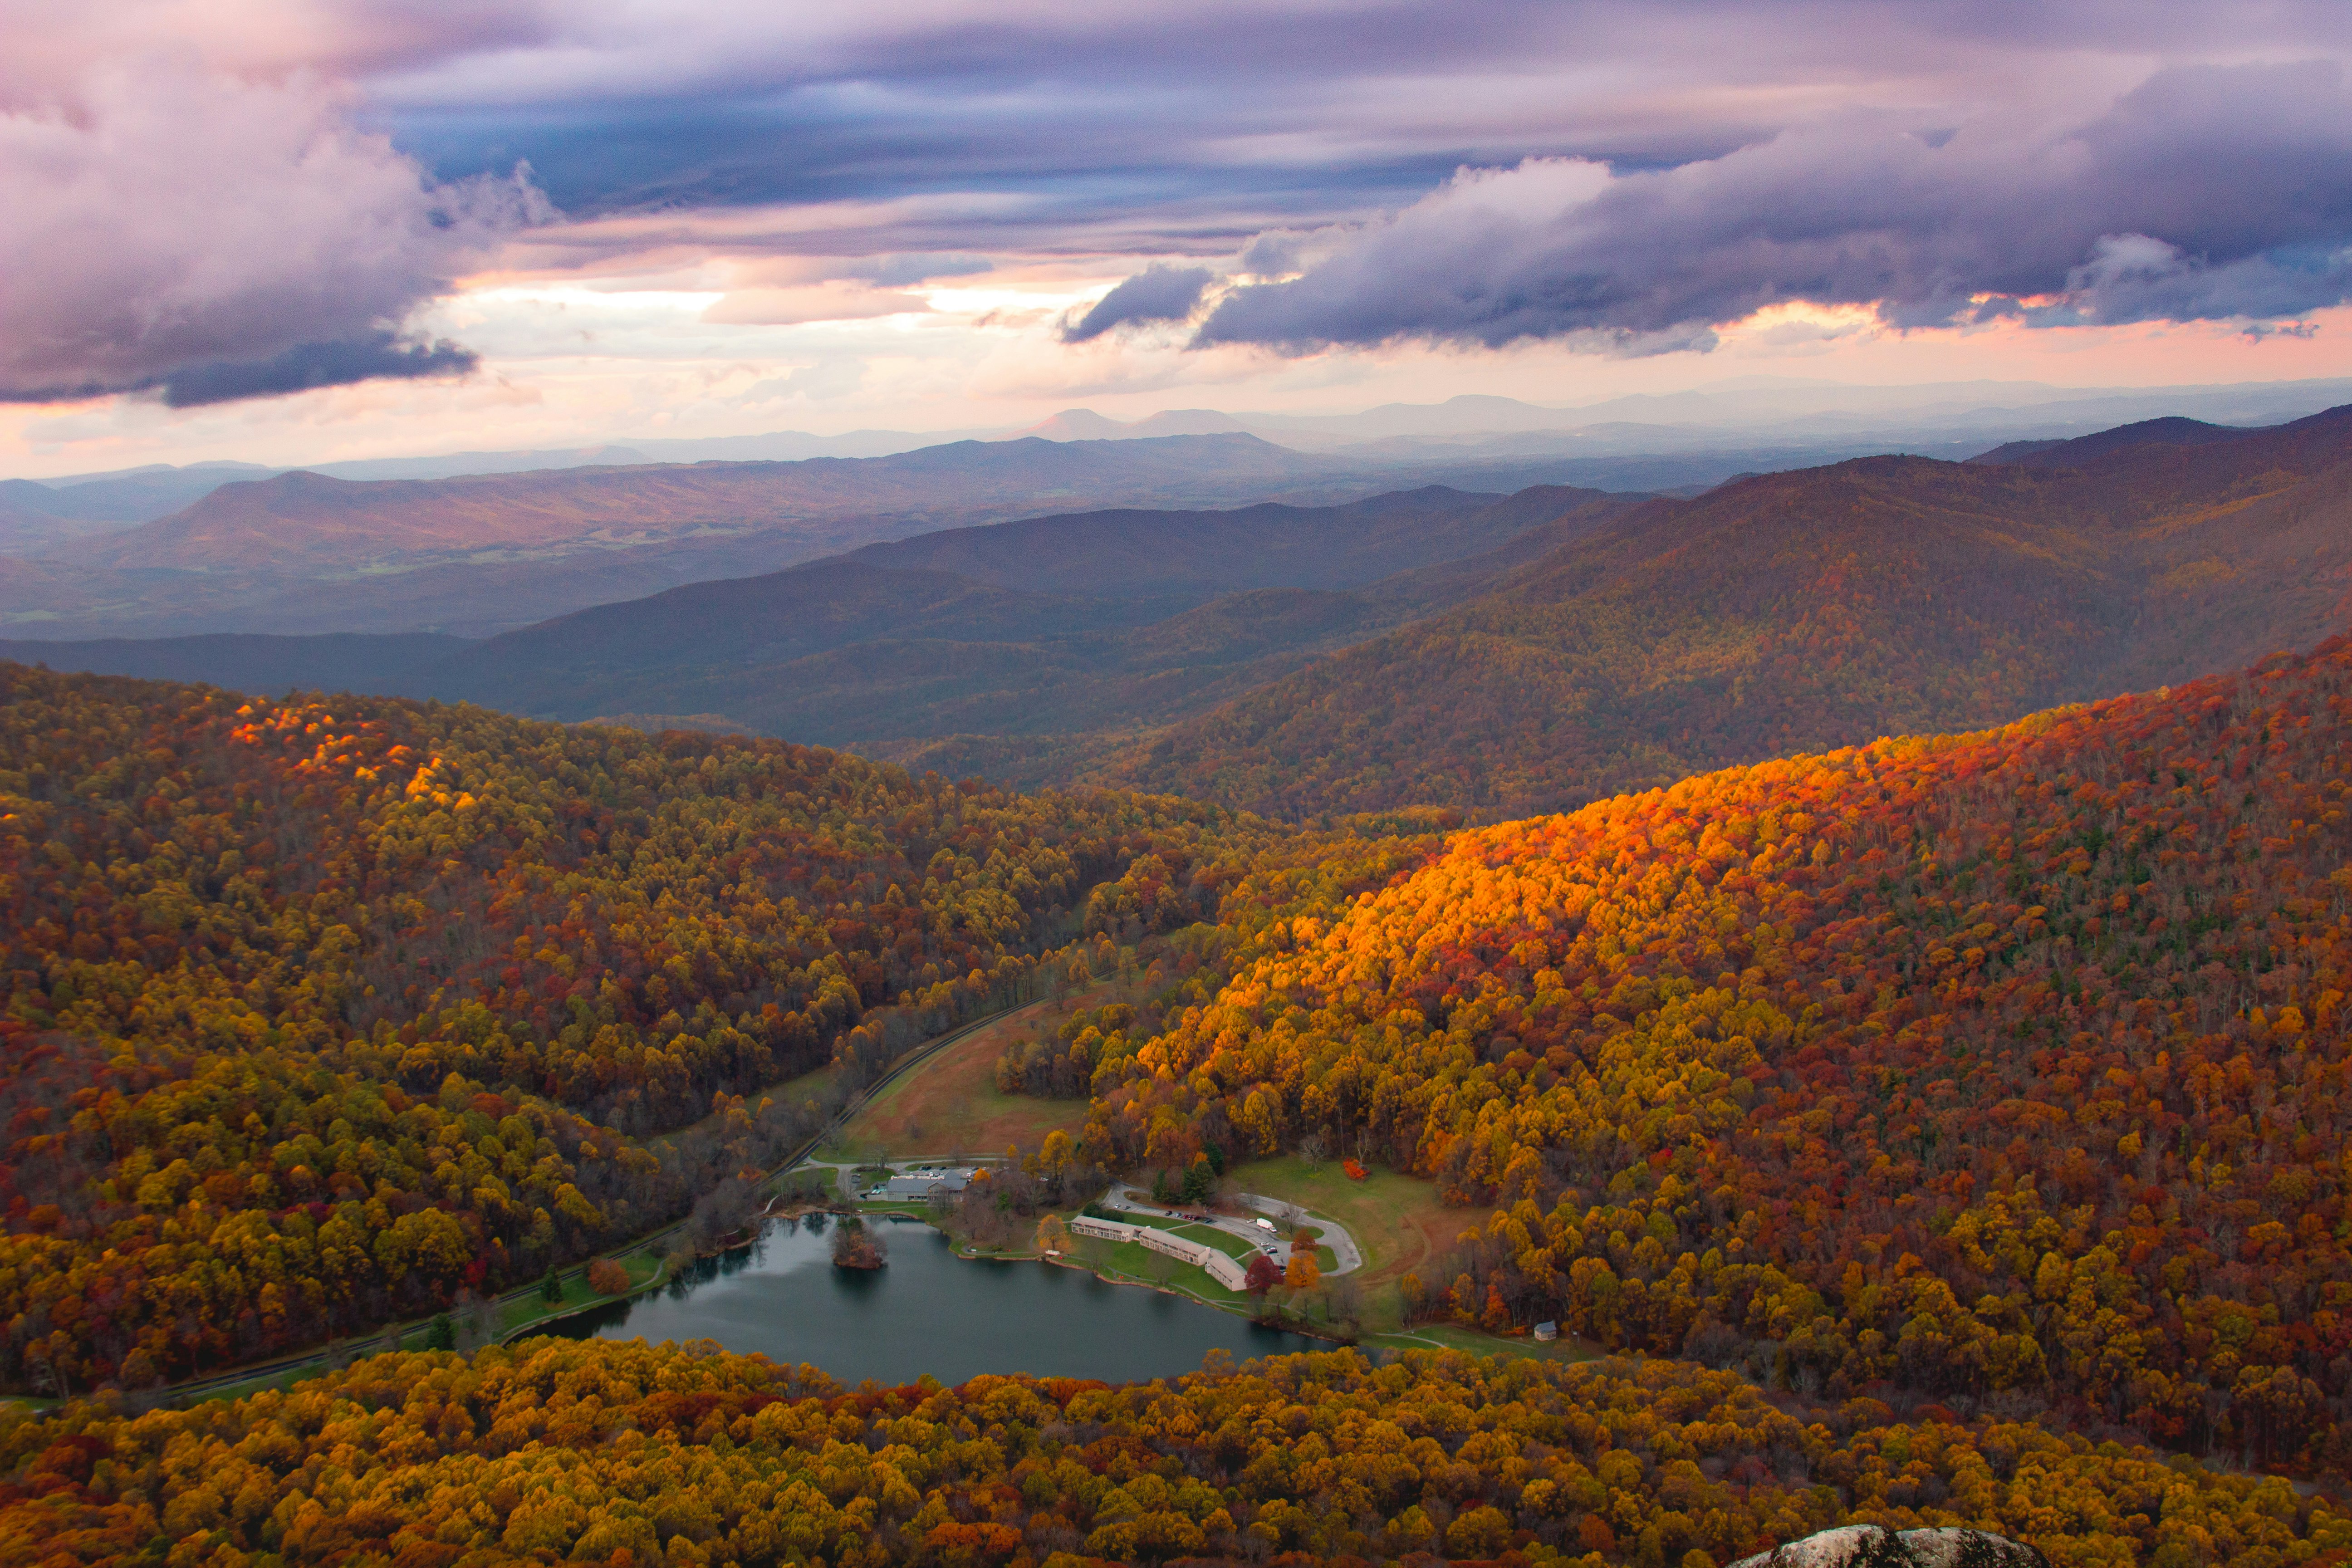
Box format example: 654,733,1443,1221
7,485,1640,737
17,373,2352,534
408,486,1640,742
13,397,2352,827
0,426,1989,641
1063,402,2352,816
1009,375,2352,454
0,435,1420,638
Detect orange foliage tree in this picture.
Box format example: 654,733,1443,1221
1095,636,2352,1468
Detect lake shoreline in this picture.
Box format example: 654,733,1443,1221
548,1215,1326,1385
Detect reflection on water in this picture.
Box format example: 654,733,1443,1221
554,1215,1321,1386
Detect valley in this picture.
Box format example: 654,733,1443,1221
7,401,2352,1567
21,12,2352,1567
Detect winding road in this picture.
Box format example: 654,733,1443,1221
1102,1188,1363,1275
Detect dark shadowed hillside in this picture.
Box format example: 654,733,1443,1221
0,632,475,695
836,484,1594,596
75,434,1362,574
1076,405,2352,818
412,485,1641,743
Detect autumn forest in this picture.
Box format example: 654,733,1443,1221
10,412,2352,1568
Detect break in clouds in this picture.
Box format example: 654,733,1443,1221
1175,63,2352,354
0,57,539,406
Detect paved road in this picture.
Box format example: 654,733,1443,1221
1103,1188,1362,1276
1235,1192,1365,1274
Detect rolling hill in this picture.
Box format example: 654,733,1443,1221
24,403,2352,833
1084,629,2352,1466
1075,404,2352,818
74,433,1362,575
406,485,1640,743
0,434,1414,640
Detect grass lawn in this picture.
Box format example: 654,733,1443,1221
840,998,1089,1156
1368,1323,1607,1363
1228,1154,1479,1331
495,1247,665,1337
1074,1238,1258,1311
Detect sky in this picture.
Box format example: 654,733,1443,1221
6,0,2352,477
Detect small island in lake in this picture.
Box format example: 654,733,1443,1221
831,1216,888,1270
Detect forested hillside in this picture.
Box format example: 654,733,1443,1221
0,434,1392,640
7,598,2352,1563
0,664,1308,1389
1089,633,2352,1466
7,1339,2344,1568
74,436,1359,575
402,487,1639,749
1091,407,2352,818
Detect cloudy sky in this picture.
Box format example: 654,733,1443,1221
6,0,2352,475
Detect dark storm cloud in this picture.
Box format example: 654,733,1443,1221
1061,264,1216,342
153,333,480,408
1194,63,2352,353
15,1,2352,408
373,2,2352,224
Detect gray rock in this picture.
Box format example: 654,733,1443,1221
1727,1525,2047,1568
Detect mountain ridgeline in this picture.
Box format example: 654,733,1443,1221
412,485,1638,740
10,401,2352,1558
1073,402,2352,817
0,434,1402,641
14,406,2352,827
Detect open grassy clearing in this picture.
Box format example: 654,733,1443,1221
838,997,1088,1156
493,1248,664,1338
1067,1237,1256,1310
1227,1154,1475,1330
1370,1323,1606,1362
1229,1155,1472,1284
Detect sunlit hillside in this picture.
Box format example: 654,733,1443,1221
1093,633,2352,1466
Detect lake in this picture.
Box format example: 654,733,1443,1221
555,1215,1322,1385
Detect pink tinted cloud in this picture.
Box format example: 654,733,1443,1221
0,54,544,402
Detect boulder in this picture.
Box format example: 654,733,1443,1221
1728,1525,2047,1568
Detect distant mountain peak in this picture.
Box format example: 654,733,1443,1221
1016,407,1251,441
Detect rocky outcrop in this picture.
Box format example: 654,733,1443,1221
1728,1525,2048,1568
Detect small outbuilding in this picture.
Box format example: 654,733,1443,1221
1534,1321,1558,1343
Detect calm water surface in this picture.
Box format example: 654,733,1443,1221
558,1215,1319,1385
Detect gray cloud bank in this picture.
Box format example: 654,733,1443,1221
12,5,2352,406
157,333,481,408
1197,63,2352,353
0,57,539,405
1062,264,1216,342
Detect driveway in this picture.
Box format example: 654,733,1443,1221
1103,1188,1362,1276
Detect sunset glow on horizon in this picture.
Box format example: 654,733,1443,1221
7,1,2352,474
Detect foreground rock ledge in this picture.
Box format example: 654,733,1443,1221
1730,1526,2050,1568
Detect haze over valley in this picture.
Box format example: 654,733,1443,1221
11,5,2352,1564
